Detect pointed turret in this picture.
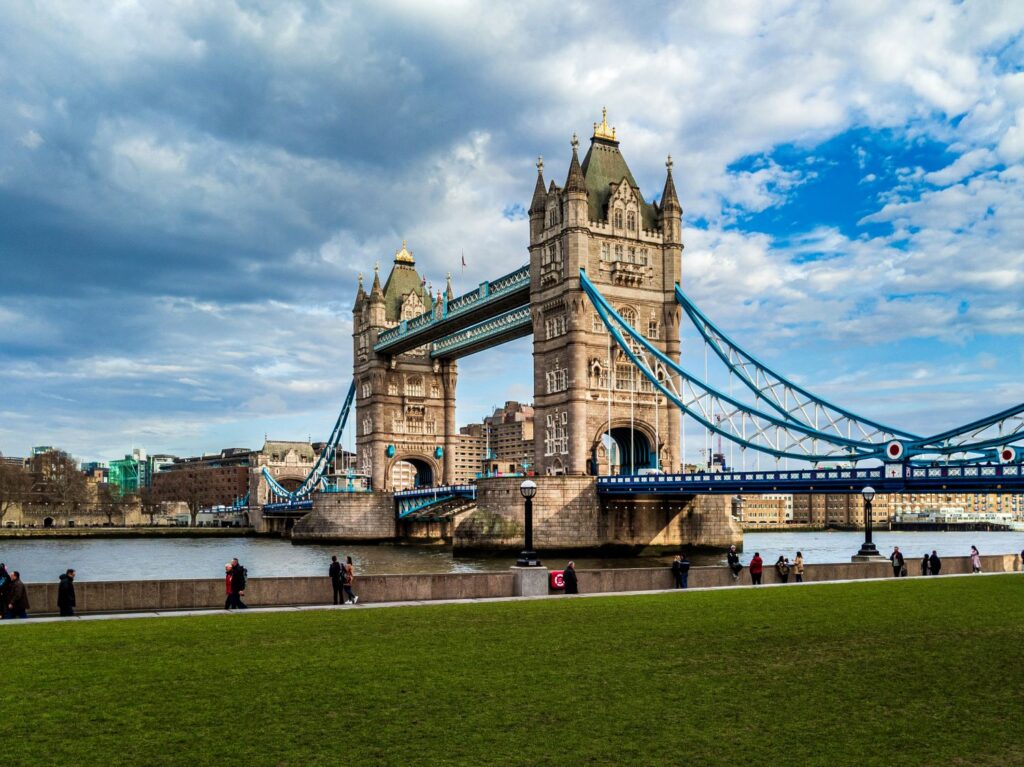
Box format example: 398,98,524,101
353,272,366,314
445,272,454,300
659,155,682,245
565,134,587,194
367,263,386,327
661,154,680,212
529,156,547,215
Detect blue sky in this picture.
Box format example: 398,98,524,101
1,1,1023,465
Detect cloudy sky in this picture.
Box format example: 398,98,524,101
1,1,1023,466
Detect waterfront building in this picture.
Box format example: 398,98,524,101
455,401,535,480
108,448,150,496
733,494,793,525
152,447,252,509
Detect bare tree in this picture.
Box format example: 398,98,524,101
139,486,161,526
0,459,32,526
28,449,88,517
96,483,128,526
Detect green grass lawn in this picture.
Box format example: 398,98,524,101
1,576,1022,767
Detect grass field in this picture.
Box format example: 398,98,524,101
1,576,1022,766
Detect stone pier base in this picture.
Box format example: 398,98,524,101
453,476,743,554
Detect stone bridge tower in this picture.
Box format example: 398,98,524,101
530,111,682,476
353,242,457,490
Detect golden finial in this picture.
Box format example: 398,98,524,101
666,154,673,172
394,239,415,265
536,155,544,173
358,272,364,287
571,132,579,151
374,261,379,274
593,106,616,141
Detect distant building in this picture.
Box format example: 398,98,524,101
108,448,150,496
733,494,793,525
152,447,253,510
453,401,535,482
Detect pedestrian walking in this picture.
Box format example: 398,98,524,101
929,550,941,575
727,545,743,580
342,556,358,604
793,552,805,583
0,564,11,618
749,552,763,585
229,558,248,609
57,569,76,617
775,556,790,584
890,546,905,577
6,571,29,619
563,561,579,594
329,555,344,605
679,552,690,589
920,554,930,576
970,545,982,573
223,563,233,609
670,555,685,589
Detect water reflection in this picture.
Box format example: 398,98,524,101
0,529,1020,583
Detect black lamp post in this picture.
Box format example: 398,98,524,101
854,485,882,559
516,479,541,567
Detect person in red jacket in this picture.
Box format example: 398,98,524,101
223,563,233,609
749,552,764,585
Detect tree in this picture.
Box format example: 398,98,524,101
0,459,32,526
139,486,161,526
96,483,127,526
29,449,88,517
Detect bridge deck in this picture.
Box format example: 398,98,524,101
374,265,529,356
598,463,1024,495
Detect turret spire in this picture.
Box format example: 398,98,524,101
565,133,587,194
660,154,680,212
529,155,547,215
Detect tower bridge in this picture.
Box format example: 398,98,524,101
255,111,1024,553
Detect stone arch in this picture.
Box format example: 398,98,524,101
386,453,440,491
43,516,54,528
589,419,660,476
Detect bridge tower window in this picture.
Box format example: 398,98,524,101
406,376,424,397
626,211,636,231
613,209,623,228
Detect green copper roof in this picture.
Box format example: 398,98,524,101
580,137,658,230
382,263,433,322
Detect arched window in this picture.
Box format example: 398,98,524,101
406,376,424,397
613,209,623,228
619,306,638,327
626,211,636,231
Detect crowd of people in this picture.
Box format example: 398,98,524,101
719,545,806,586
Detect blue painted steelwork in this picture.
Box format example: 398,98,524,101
674,284,918,444
262,381,356,504
262,499,314,513
582,269,884,462
429,306,532,359
374,265,530,354
394,484,476,519
598,461,1024,495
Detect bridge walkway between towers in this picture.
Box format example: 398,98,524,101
598,462,1024,496
373,265,530,357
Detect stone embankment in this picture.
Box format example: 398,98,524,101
0,527,253,539
11,554,1019,617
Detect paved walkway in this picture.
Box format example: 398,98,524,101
0,570,1012,626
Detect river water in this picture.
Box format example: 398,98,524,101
2,530,1022,583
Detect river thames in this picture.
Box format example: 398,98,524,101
1,529,1021,582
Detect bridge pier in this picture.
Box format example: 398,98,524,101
453,476,741,555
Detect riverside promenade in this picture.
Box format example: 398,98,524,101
3,553,1020,620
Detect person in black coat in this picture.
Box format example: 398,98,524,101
229,558,248,609
57,569,76,617
929,550,941,575
679,553,690,589
920,554,930,576
563,561,578,594
727,545,743,580
328,555,343,605
0,564,11,617
6,571,29,619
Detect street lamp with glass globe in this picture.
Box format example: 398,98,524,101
852,485,884,560
516,479,541,567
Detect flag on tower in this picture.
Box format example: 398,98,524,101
461,250,466,273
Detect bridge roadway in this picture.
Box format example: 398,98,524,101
373,265,529,357
597,462,1024,495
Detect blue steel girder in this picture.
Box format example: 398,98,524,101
262,380,355,503
581,269,886,463
374,265,530,356
598,461,1024,495
674,284,918,445
430,305,532,359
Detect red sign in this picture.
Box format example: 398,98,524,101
550,570,565,589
